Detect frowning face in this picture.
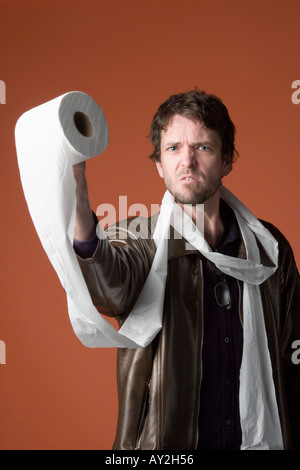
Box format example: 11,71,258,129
156,115,231,206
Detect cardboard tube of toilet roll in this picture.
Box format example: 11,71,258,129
15,91,142,348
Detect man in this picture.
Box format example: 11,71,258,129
72,90,300,450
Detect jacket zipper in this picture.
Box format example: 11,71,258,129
195,258,204,449
237,279,243,327
135,378,151,450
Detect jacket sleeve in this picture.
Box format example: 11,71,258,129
279,231,300,449
260,220,300,449
75,216,156,322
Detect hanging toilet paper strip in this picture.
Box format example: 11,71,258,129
15,91,149,348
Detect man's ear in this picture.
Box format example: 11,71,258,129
222,159,232,177
155,160,164,179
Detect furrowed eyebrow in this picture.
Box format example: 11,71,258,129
164,142,179,148
163,141,213,148
194,141,213,147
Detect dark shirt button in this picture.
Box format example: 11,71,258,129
225,419,231,426
224,337,230,343
225,379,231,385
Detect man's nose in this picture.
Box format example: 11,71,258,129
181,146,196,168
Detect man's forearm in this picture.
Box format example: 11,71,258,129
73,164,96,242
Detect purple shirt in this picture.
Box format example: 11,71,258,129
73,234,98,259
197,200,243,450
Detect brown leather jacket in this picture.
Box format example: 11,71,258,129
77,214,300,450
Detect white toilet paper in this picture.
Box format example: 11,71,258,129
15,91,144,348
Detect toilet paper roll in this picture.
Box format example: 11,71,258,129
15,91,142,348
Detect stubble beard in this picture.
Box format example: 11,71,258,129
170,176,222,206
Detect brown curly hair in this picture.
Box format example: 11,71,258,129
149,89,239,165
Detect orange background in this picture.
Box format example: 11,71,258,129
0,0,299,450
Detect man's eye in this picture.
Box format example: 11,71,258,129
167,146,177,151
198,145,209,151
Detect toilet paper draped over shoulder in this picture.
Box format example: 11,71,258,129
15,91,154,349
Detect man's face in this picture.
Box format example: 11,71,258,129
155,115,231,205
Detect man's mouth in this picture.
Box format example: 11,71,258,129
180,175,199,182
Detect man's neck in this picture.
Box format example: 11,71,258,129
204,209,225,250
179,188,224,251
